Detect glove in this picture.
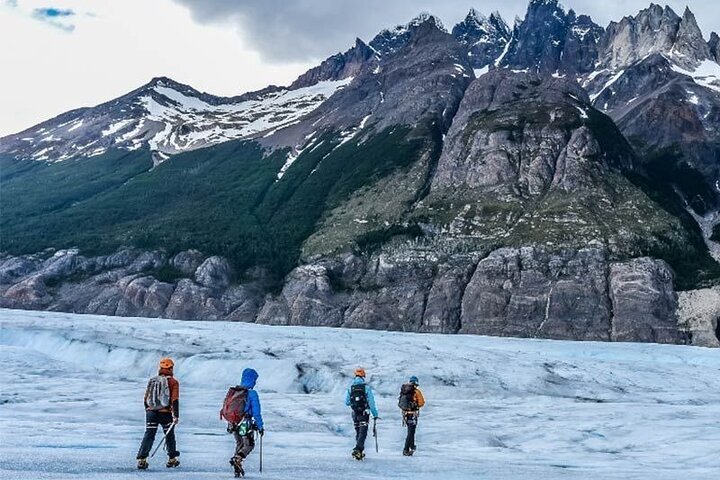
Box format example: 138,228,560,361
173,417,179,425
258,429,264,437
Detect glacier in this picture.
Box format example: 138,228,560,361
0,308,719,479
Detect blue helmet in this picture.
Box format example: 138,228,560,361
409,375,419,385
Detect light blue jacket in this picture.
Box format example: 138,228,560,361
344,376,379,418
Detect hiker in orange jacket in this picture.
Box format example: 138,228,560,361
398,375,425,456
136,358,180,470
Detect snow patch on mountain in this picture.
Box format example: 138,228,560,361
590,70,625,102
671,59,720,93
1,78,354,163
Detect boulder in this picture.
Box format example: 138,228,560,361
170,250,205,276
116,276,175,318
0,256,39,284
195,256,232,290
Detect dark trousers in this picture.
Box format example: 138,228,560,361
404,412,418,452
352,411,370,453
137,410,179,459
232,431,255,460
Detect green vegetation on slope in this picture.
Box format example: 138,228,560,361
1,128,427,282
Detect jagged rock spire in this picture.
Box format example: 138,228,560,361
500,0,603,75
671,7,712,69
709,32,720,63
452,8,511,69
600,4,711,70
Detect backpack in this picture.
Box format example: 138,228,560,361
398,383,418,411
145,375,171,410
220,386,248,425
349,383,369,413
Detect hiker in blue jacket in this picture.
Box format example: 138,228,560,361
344,367,379,460
230,368,264,477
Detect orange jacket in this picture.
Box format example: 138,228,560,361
145,369,180,417
413,387,425,409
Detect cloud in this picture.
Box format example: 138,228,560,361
31,6,76,32
172,0,720,63
172,0,483,62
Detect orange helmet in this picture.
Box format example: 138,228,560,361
354,367,366,378
159,358,174,369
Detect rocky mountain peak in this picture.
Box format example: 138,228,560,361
671,6,712,69
288,38,376,90
502,0,605,74
710,32,720,62
369,12,446,57
138,76,197,96
527,0,561,8
561,12,604,73
146,76,181,88
599,4,712,71
452,8,511,70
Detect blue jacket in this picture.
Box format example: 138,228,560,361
240,368,263,430
344,376,379,418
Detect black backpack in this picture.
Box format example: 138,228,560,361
349,383,368,413
398,383,417,411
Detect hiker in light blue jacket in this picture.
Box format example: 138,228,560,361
344,367,378,459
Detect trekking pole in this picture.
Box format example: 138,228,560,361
150,423,176,458
259,431,263,473
373,418,378,453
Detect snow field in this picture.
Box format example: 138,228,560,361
1,309,720,479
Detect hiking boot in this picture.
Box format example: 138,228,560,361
230,456,244,477
137,458,149,470
166,457,180,468
402,449,411,456
352,449,365,461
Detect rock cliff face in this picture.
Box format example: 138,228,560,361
0,249,264,321
430,71,627,195
1,246,685,343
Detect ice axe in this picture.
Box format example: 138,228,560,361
150,423,176,458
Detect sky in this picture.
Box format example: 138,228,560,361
1,0,719,136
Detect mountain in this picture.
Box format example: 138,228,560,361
0,76,352,163
581,3,720,221
599,5,710,71
452,8,511,72
1,2,719,346
500,0,604,75
368,12,447,56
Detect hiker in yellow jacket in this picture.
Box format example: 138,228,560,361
398,375,425,456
